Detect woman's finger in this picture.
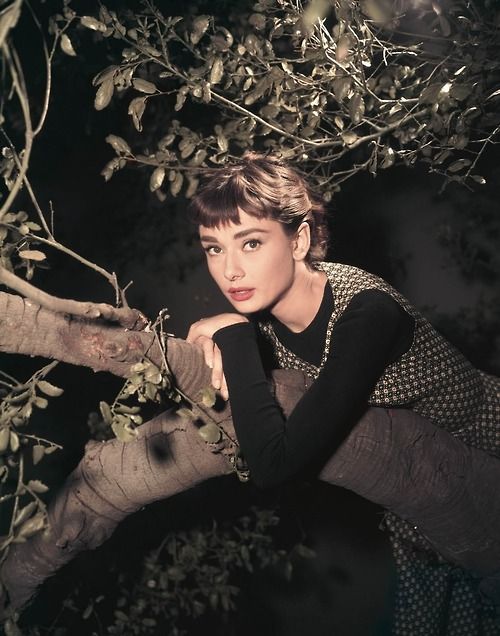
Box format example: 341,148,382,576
186,320,203,344
220,372,229,401
198,335,216,369
211,344,224,392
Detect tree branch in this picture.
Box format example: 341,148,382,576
1,291,499,617
0,41,33,223
0,268,147,330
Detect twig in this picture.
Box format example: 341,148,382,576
0,42,33,222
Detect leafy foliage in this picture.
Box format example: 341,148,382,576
42,507,311,636
0,363,62,573
58,0,500,201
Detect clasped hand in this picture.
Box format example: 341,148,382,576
186,313,249,401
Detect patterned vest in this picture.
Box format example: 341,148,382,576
259,262,500,455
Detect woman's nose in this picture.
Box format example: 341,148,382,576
224,253,244,281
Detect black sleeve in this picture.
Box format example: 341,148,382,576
213,289,415,489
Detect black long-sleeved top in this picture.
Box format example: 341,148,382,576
213,285,415,489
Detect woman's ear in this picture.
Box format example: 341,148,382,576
292,221,311,261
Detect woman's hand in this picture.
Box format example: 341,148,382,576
186,313,249,400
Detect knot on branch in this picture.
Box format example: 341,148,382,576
83,303,148,330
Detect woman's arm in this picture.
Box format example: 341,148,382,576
213,289,415,488
186,312,249,400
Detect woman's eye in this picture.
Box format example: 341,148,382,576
243,239,261,251
204,245,221,256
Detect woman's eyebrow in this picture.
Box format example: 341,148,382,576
199,228,270,242
233,228,270,239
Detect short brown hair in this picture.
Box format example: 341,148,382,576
189,152,329,263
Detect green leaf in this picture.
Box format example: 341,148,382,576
128,97,146,132
14,501,37,528
448,158,471,173
114,404,141,415
99,401,113,424
199,386,216,408
470,174,486,184
380,146,395,169
332,77,351,102
486,88,500,101
145,382,159,401
32,444,45,465
348,94,365,125
82,603,93,620
186,176,200,198
111,419,137,443
335,34,353,62
210,57,224,85
169,172,184,197
150,167,166,192
175,86,190,111
217,134,228,152
176,407,196,422
80,16,107,32
33,396,48,409
190,15,210,44
0,426,10,452
60,34,77,57
27,479,49,493
37,380,64,397
94,78,114,111
189,149,207,167
179,139,196,159
360,0,392,23
132,78,157,94
418,83,442,104
10,431,19,453
105,134,131,155
92,65,118,87
18,511,46,538
145,364,163,383
19,250,46,261
341,131,358,146
198,422,222,444
450,84,472,101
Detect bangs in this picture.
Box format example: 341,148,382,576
189,169,273,228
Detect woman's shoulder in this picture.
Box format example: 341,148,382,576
315,261,389,286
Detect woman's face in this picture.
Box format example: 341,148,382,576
199,210,299,314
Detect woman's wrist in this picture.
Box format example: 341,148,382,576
213,320,255,344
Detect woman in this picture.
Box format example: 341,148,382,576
186,152,500,635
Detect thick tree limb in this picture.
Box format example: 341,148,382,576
0,271,147,330
1,290,500,616
0,290,212,394
0,410,233,614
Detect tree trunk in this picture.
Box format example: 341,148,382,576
1,291,499,617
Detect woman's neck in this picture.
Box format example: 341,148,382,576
270,264,327,333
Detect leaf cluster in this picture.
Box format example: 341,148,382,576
0,364,63,568
50,506,312,636
61,0,500,200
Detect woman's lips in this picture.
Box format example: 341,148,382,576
228,288,255,302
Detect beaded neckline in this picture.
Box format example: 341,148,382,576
260,262,338,379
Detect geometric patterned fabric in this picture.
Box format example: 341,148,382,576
259,262,500,635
